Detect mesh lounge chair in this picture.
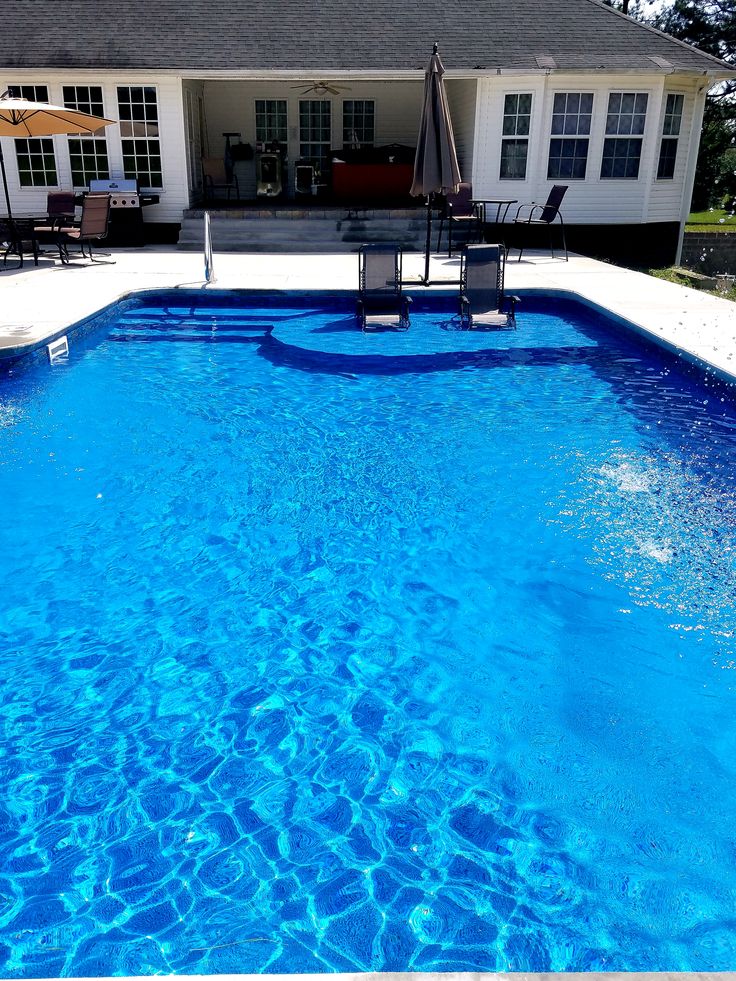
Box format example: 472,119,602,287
436,182,482,256
202,155,239,202
512,184,568,261
56,192,113,264
356,243,411,331
459,244,518,329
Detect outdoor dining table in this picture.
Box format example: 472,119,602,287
0,215,41,269
473,198,518,242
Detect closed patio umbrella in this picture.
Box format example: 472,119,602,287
411,44,462,285
0,92,116,219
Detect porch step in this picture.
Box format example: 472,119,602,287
176,208,473,254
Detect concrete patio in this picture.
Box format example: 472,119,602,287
0,247,735,379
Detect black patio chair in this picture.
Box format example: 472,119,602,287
356,243,411,331
459,244,519,329
436,182,482,256
512,184,568,261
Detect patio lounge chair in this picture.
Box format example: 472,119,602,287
356,243,411,331
512,184,568,261
459,244,518,329
436,182,482,256
56,192,113,264
202,155,239,202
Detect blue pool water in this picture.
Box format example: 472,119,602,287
1,290,736,976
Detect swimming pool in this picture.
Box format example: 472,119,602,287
1,289,736,976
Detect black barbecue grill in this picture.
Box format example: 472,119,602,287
88,179,160,246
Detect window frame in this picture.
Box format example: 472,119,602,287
63,85,110,188
298,99,332,170
7,85,59,188
600,91,649,181
499,92,532,181
656,92,684,181
342,99,375,148
547,92,594,181
254,99,288,146
116,84,163,190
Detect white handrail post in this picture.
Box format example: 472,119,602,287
204,210,216,284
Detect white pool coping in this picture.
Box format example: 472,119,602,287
0,246,735,378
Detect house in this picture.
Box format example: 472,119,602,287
1,0,733,263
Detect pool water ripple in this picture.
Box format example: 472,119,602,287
1,292,736,974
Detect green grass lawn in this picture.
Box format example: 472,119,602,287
686,208,736,231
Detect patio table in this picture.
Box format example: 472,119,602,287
0,216,41,269
473,198,518,243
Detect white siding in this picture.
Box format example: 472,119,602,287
648,77,702,222
0,70,190,222
472,72,697,224
201,79,423,198
446,78,477,182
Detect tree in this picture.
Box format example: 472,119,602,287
652,0,736,210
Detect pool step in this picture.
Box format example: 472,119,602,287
112,311,275,342
176,209,472,254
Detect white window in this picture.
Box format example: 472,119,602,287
547,93,593,180
7,84,58,187
63,85,109,187
117,85,162,189
255,100,287,145
299,100,331,169
601,92,648,180
657,93,684,180
343,100,375,147
500,93,532,180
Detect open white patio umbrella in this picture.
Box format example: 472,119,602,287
410,44,462,285
0,92,116,219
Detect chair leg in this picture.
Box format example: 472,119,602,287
436,218,444,254
559,216,568,261
448,221,452,258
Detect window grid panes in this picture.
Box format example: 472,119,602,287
255,100,287,144
548,93,592,180
601,137,644,179
7,84,49,101
299,100,331,168
500,94,531,180
342,100,375,146
62,85,104,117
14,137,57,187
117,86,162,188
68,138,110,187
63,86,109,186
601,92,648,179
8,86,57,186
657,94,684,180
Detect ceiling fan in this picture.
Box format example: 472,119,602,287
291,81,351,96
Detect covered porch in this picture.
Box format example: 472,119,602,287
181,75,478,207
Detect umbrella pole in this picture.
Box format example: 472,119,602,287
422,194,432,285
0,143,12,219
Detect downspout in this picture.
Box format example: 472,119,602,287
676,80,709,265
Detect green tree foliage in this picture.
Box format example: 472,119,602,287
652,0,736,210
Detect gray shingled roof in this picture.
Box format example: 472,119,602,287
0,0,732,75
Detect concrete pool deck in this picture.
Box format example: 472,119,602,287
0,246,735,377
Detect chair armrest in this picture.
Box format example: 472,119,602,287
514,203,541,223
